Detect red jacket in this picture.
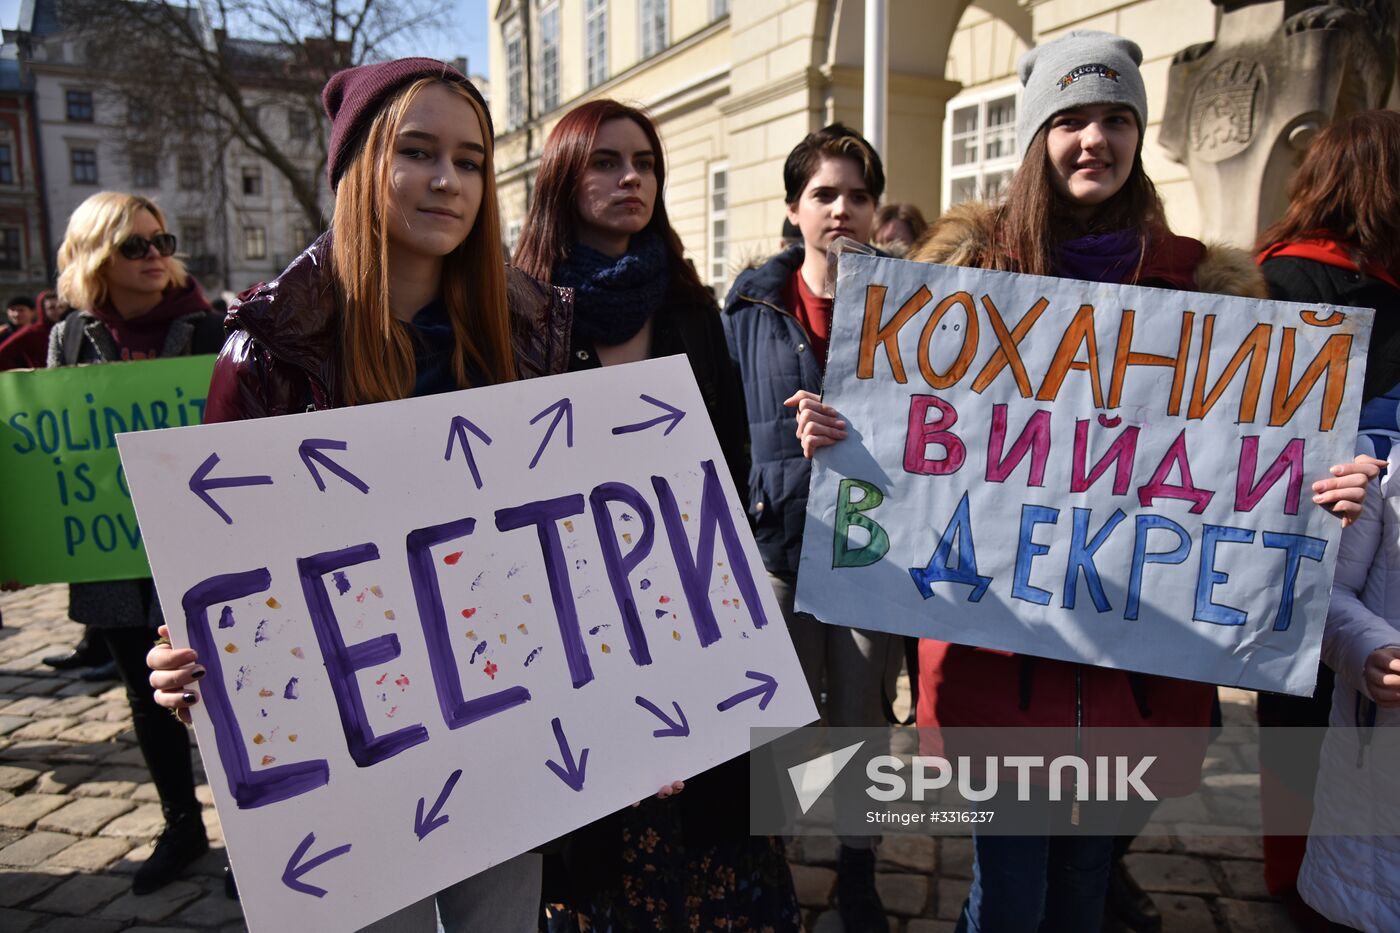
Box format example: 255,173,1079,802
908,202,1270,795
205,234,573,422
0,318,53,369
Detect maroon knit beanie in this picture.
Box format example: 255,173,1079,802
322,57,492,191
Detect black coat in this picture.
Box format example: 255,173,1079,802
721,246,821,577
555,269,756,902
567,272,749,493
1261,256,1400,405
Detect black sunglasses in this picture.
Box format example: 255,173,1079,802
118,233,177,260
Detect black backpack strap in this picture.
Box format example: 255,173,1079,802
190,310,228,355
60,312,91,365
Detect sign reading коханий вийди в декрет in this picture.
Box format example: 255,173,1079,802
797,253,1372,698
116,356,816,933
0,355,216,584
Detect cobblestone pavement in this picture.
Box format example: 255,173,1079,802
0,585,1308,932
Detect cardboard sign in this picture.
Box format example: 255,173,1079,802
0,355,215,583
117,356,816,933
796,254,1372,697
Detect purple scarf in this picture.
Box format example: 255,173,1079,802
1053,229,1142,284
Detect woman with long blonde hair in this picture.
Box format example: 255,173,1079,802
144,59,571,928
47,190,221,895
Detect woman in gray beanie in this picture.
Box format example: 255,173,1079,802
796,27,1381,933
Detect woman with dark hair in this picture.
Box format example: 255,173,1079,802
1255,109,1400,925
1258,109,1400,409
792,31,1380,933
514,98,797,933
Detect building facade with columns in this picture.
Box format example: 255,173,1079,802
488,0,1206,298
490,0,1397,297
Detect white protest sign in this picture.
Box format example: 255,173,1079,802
117,355,816,933
797,254,1371,696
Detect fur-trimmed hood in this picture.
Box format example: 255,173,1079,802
909,200,1267,299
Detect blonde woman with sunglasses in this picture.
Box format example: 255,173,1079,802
47,191,224,895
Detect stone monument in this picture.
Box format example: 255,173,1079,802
1160,0,1399,246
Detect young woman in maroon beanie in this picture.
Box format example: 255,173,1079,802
144,58,571,929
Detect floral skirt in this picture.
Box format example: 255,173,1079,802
585,798,801,933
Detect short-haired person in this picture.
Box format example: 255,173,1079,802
0,294,35,341
48,191,221,895
793,32,1383,933
146,58,572,929
0,291,65,369
722,123,892,932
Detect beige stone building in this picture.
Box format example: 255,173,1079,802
487,1,1263,297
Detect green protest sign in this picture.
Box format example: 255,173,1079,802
0,355,215,584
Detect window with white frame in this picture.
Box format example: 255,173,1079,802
181,219,207,260
944,89,1018,207
708,163,728,298
710,0,729,19
639,0,667,58
506,23,525,129
538,2,560,113
244,226,267,261
70,148,98,185
0,227,21,269
585,0,608,88
130,152,158,188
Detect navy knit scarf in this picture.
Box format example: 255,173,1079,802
554,229,668,346
1054,228,1143,284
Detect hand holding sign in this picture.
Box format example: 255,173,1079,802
122,357,815,933
797,254,1374,697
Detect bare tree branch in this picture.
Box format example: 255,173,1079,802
58,0,442,231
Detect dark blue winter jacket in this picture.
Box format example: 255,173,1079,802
721,245,823,576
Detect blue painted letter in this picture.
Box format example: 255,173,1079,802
495,494,592,687
406,516,531,728
909,491,993,602
184,569,330,808
298,544,429,767
1262,531,1327,631
1194,524,1256,626
1063,507,1125,612
1125,515,1191,621
1012,504,1060,606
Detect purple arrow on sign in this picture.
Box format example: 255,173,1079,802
716,670,778,712
299,438,369,494
528,398,573,470
612,394,686,437
282,831,352,898
414,768,463,840
635,695,690,738
188,452,273,525
545,716,588,791
444,416,492,489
